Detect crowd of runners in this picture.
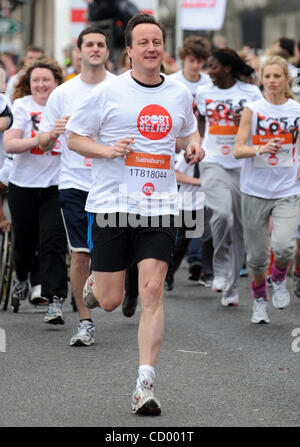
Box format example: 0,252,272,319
0,13,299,416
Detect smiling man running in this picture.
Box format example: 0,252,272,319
67,14,205,415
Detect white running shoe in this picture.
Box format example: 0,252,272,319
11,278,30,301
131,381,161,415
44,297,64,325
70,320,95,346
30,284,48,306
221,292,239,307
212,276,227,292
271,278,290,309
251,297,270,324
83,274,99,309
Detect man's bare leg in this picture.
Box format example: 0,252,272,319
137,258,167,366
70,251,91,319
69,251,96,346
93,270,126,311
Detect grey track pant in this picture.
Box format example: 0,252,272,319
241,193,299,273
200,163,245,297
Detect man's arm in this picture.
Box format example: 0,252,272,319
0,104,13,131
67,132,135,159
176,130,205,165
39,116,69,152
0,194,10,233
197,113,205,141
175,170,201,186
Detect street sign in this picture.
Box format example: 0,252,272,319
0,17,23,35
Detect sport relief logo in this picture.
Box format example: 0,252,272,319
268,155,279,166
84,157,92,167
137,104,172,140
142,183,155,196
221,145,231,156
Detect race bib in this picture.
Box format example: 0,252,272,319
252,133,295,168
208,125,238,157
124,152,171,197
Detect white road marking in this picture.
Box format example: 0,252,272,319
177,349,208,355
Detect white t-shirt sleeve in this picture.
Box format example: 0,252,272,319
175,150,188,174
195,86,206,116
177,89,198,138
0,95,9,114
251,86,263,102
244,100,257,114
39,89,62,133
11,99,28,132
66,92,102,138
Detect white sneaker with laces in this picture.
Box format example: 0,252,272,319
70,320,95,346
251,297,270,323
131,380,161,415
83,274,99,309
44,297,64,325
212,276,227,292
271,278,290,309
221,292,239,307
12,278,30,301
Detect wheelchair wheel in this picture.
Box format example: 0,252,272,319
0,230,14,311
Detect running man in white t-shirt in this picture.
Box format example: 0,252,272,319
169,35,211,117
234,56,300,324
39,27,113,347
66,14,205,415
196,48,262,306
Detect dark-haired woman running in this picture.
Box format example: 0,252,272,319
196,48,262,306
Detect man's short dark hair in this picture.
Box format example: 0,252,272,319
124,13,166,48
26,45,44,54
77,26,109,50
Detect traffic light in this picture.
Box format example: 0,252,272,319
88,0,139,48
88,0,115,22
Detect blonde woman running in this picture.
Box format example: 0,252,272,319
234,56,300,323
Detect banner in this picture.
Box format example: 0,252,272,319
181,0,227,30
69,0,158,41
70,0,88,41
133,0,158,16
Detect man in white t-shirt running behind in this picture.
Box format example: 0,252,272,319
39,27,113,347
169,35,210,117
66,14,205,415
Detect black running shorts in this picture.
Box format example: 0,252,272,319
88,213,177,272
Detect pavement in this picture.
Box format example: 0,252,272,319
0,263,299,428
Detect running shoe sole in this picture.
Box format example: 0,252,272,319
44,316,65,325
70,338,95,347
251,318,270,324
131,399,161,415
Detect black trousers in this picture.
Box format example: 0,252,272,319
8,183,68,299
166,207,214,284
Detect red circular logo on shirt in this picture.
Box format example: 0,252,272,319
268,155,279,166
221,145,231,156
84,157,92,167
142,183,155,196
137,105,172,140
